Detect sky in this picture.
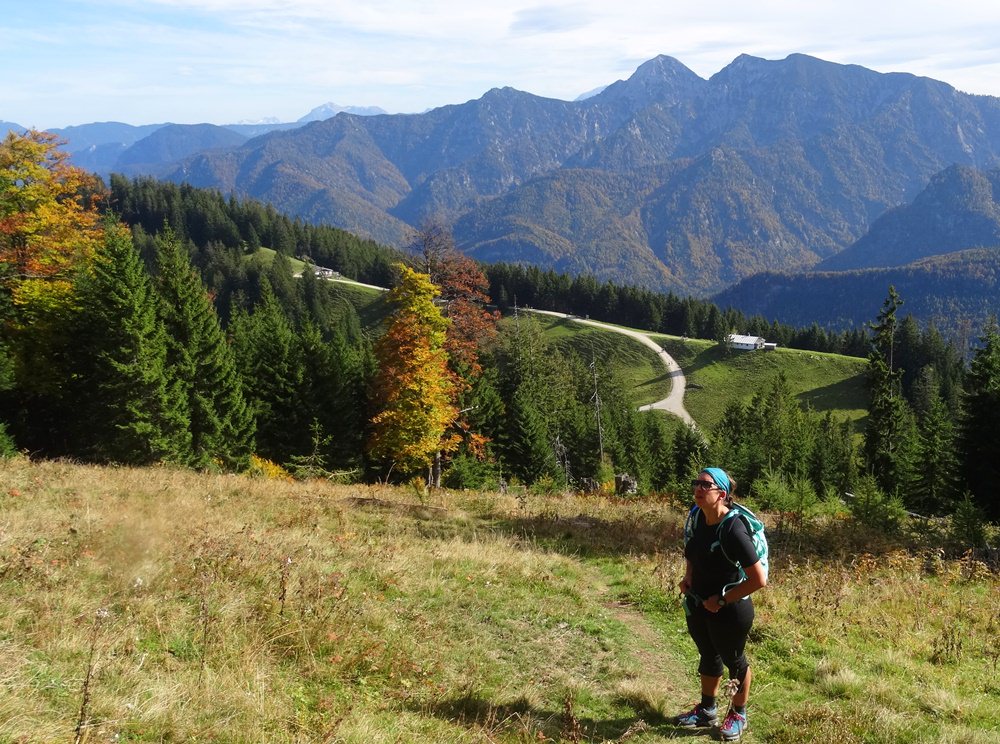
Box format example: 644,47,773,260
6,1,1000,129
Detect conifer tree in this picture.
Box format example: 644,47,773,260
73,221,189,463
295,320,370,472
154,229,254,469
672,423,707,490
958,318,1000,519
330,328,374,469
507,386,560,484
230,281,304,465
864,286,918,496
914,387,961,514
808,412,858,497
643,411,674,492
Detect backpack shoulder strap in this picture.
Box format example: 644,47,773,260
683,505,701,544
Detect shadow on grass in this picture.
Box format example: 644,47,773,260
341,492,688,560
493,510,684,560
414,690,712,741
796,373,869,428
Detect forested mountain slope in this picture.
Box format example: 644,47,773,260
717,164,1000,333
139,53,1000,295
818,164,1000,270
715,249,1000,336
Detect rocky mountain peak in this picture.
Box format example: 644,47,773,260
593,54,704,111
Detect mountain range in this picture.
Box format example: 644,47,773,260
1,103,385,180
714,164,1000,335
6,53,1000,330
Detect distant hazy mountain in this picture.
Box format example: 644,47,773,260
49,121,168,151
574,86,607,101
7,104,381,178
127,53,1000,295
298,103,389,122
114,124,249,177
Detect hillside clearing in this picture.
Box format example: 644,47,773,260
1,458,995,743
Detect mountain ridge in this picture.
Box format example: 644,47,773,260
10,53,1000,301
137,52,1000,294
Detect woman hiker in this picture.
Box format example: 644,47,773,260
675,467,767,741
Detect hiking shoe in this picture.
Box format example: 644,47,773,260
674,703,718,728
720,708,748,741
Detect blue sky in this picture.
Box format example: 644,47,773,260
6,0,1000,129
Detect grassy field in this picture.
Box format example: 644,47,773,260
534,315,673,408
529,314,869,432
1,458,996,743
249,247,310,276
655,337,869,432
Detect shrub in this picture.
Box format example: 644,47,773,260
848,475,906,532
442,454,502,490
949,494,987,551
0,422,15,458
753,469,819,527
246,454,293,481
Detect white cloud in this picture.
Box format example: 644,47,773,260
6,0,1000,127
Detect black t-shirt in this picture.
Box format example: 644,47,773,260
685,508,760,599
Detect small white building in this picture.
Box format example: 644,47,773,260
726,333,766,351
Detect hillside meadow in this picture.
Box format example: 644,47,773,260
531,314,869,431
320,277,869,435
655,337,868,432
1,457,996,743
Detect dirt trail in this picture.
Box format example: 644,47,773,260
525,310,697,428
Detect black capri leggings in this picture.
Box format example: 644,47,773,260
685,598,754,682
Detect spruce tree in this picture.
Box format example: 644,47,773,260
73,221,189,464
958,318,1000,520
230,282,305,465
808,412,858,498
864,287,919,497
296,320,364,471
643,411,674,492
914,390,961,514
507,386,559,485
672,423,707,491
154,229,254,469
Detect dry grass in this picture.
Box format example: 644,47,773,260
0,457,997,743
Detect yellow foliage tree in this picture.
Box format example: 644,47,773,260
1,129,104,391
367,265,458,478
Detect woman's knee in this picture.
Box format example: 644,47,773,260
698,656,724,678
728,654,749,683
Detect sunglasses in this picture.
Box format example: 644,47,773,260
691,479,720,490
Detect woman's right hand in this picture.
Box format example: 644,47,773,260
678,577,691,595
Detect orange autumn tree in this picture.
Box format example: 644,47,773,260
416,225,499,377
1,129,103,315
413,223,499,462
1,130,104,397
367,264,459,479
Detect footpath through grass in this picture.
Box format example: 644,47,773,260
0,458,996,743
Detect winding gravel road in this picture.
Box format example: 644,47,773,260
524,309,697,428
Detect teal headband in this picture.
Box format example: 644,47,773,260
701,467,731,495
